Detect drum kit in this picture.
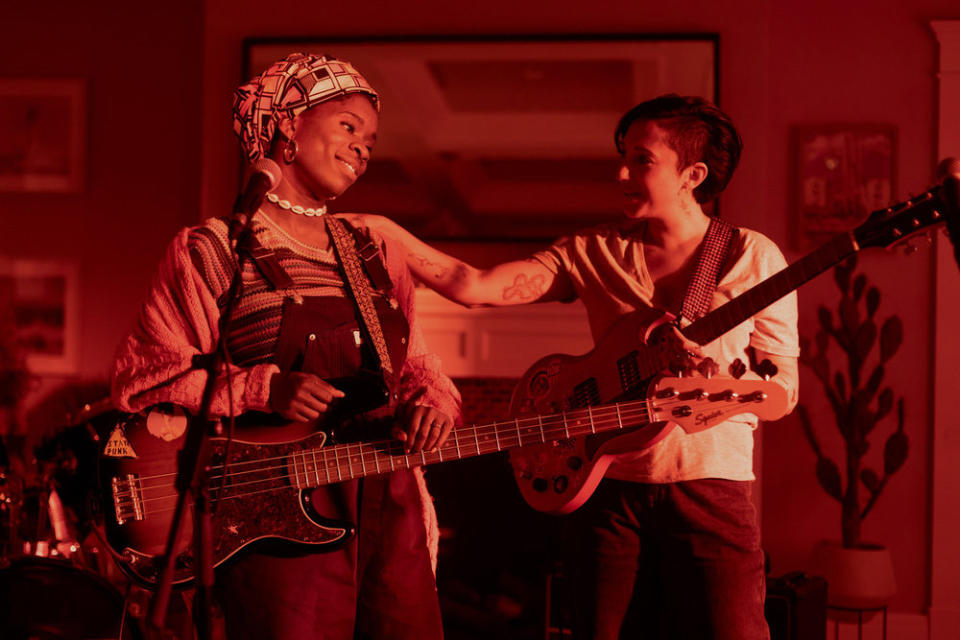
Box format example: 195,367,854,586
0,398,148,640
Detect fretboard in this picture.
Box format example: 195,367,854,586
683,232,857,345
286,398,651,488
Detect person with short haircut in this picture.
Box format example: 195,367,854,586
351,94,799,639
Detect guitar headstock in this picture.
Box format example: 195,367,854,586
853,184,951,252
647,375,789,434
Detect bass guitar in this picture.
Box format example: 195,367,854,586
99,375,784,587
508,180,955,514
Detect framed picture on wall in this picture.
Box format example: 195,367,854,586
245,35,718,241
0,78,86,193
791,124,896,251
0,259,80,374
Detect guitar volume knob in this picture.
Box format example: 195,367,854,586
532,478,548,492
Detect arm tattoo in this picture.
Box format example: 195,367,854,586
409,252,448,279
502,273,546,301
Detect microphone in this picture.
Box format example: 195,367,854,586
230,158,282,242
233,157,282,217
936,157,960,271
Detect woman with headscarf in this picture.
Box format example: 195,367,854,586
111,53,460,639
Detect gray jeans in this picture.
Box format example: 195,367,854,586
568,478,769,640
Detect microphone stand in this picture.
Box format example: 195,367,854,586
147,203,263,640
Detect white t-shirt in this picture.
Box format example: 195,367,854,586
532,221,799,483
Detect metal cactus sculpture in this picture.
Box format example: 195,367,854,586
798,254,908,548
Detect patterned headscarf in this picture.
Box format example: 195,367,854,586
232,52,380,162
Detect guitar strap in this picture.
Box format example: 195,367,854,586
676,217,739,325
324,215,395,381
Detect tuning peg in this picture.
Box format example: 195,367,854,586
756,359,779,381
668,355,698,378
728,358,747,379
697,357,719,379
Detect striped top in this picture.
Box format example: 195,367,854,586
111,210,460,424
187,212,358,367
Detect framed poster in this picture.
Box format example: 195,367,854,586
0,259,80,374
0,78,86,193
246,35,718,240
791,124,896,251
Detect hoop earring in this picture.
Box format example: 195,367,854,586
283,139,298,164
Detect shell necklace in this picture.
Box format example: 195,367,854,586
266,192,327,217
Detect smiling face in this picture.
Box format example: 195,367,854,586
280,93,379,202
617,120,703,221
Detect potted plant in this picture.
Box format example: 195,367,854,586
798,254,906,611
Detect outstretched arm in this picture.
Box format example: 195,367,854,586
340,214,573,307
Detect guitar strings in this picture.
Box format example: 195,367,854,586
129,400,653,488
123,393,760,511
119,402,660,513
128,398,656,486
125,404,658,506
118,395,766,517
114,406,705,518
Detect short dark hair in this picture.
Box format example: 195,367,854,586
614,94,742,204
